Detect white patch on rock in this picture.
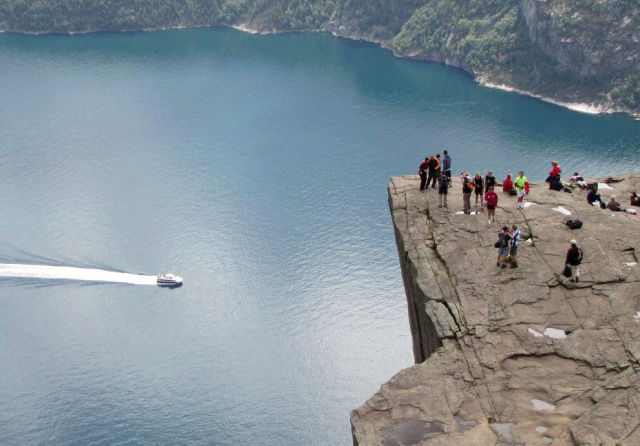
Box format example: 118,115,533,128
625,262,637,267
528,328,544,337
490,423,515,440
544,328,567,339
598,182,613,189
523,202,536,208
634,312,640,320
552,206,571,216
535,426,548,434
543,436,553,444
532,399,556,411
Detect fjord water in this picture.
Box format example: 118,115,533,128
1,28,639,445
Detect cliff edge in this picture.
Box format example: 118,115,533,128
351,174,640,445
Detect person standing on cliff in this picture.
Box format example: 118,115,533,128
510,225,521,268
514,171,528,209
437,171,448,208
497,226,511,268
565,240,583,282
485,186,498,226
473,172,485,209
462,173,473,214
419,157,429,191
426,155,440,189
442,151,451,182
485,171,496,191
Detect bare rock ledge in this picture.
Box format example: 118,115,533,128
351,174,640,446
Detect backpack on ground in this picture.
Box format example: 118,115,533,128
565,219,583,229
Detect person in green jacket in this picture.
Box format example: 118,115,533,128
514,170,528,209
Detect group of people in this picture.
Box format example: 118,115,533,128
419,151,452,192
414,154,640,280
417,153,529,224
496,225,521,268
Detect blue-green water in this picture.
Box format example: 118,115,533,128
0,28,638,445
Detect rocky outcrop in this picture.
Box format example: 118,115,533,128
351,174,640,445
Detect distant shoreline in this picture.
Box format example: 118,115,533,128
3,24,638,120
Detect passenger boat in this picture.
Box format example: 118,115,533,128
157,273,183,287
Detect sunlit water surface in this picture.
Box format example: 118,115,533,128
0,28,639,445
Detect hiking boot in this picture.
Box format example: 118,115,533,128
497,261,500,267
501,263,506,268
510,262,518,268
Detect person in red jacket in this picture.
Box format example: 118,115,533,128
502,173,514,195
485,186,498,226
546,161,561,185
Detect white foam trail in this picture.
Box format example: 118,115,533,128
0,263,157,285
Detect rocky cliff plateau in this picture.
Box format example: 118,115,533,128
351,174,640,445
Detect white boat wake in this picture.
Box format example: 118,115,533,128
0,263,158,286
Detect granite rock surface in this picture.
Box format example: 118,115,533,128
351,174,640,445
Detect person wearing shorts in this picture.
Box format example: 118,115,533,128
514,171,527,209
485,186,498,226
497,226,511,268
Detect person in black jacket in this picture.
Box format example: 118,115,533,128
437,171,448,208
586,186,605,208
462,173,473,214
442,151,452,180
565,240,583,283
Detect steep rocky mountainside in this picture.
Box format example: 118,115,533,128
351,174,640,445
0,1,637,110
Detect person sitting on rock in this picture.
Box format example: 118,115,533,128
570,172,588,189
587,186,605,209
549,176,564,191
607,195,623,212
631,192,640,207
565,240,583,283
546,161,561,184
502,173,515,195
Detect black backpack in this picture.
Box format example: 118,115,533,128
566,219,583,229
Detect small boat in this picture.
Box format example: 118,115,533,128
157,273,183,287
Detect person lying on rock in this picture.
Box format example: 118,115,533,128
570,172,588,189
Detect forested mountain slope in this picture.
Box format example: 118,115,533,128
1,0,638,115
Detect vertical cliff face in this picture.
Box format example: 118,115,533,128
521,0,640,78
352,174,640,445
